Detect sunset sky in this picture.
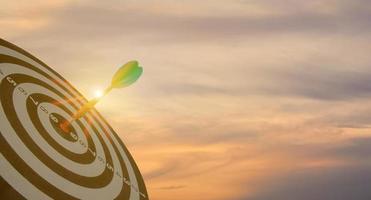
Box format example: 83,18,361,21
2,1,371,199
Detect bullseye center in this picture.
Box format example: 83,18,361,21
50,113,77,142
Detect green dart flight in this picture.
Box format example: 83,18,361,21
60,60,143,132
111,60,143,88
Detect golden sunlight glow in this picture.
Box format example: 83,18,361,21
94,89,104,98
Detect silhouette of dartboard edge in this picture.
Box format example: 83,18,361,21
0,38,148,200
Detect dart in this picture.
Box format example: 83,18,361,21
60,60,143,132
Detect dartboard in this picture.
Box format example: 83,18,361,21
0,39,148,200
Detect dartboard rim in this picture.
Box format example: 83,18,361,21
0,38,148,200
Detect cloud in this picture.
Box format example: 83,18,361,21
324,137,371,160
261,66,371,100
231,137,371,200
154,185,186,190
244,166,371,200
8,0,371,45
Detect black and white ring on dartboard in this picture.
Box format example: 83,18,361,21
0,39,148,200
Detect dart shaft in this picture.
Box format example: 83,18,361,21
73,85,112,120
60,86,113,133
103,86,113,95
72,99,99,119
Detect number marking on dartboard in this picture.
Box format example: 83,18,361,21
0,39,148,199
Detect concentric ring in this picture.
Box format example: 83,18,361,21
0,39,148,199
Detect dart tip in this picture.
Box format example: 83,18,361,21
60,120,71,133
